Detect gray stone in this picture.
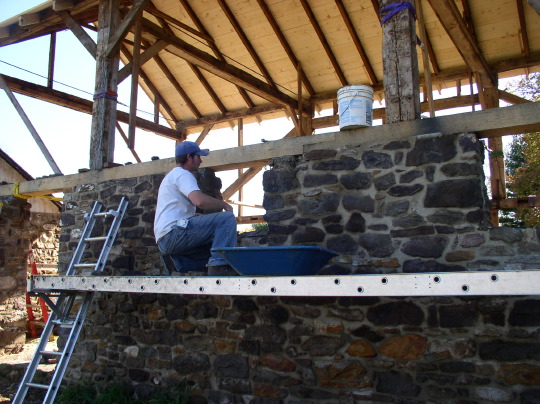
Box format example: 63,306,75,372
388,183,424,197
459,135,483,154
392,213,426,228
425,180,484,208
390,225,435,238
439,304,478,327
400,169,423,183
461,233,485,248
327,234,357,254
479,340,540,361
172,353,210,374
479,245,514,256
264,209,296,222
304,149,337,160
403,259,466,273
509,299,540,326
376,371,421,397
340,172,371,190
490,227,524,243
362,151,393,169
384,140,411,150
474,387,514,402
263,194,284,210
367,301,424,326
245,325,287,344
214,354,249,378
384,200,409,216
343,212,364,232
263,169,299,193
268,224,297,235
441,163,483,177
401,236,447,258
343,195,375,212
303,174,338,187
406,134,457,166
427,210,465,225
298,193,341,215
373,172,396,190
358,234,394,257
322,214,341,224
292,227,325,243
301,336,344,356
312,156,361,171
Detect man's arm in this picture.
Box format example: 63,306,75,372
188,190,233,212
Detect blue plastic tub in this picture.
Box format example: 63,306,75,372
211,246,338,276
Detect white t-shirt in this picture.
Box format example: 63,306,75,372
154,166,200,241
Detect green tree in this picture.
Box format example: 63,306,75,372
502,73,540,227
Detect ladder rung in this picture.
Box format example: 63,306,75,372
94,210,115,217
85,236,107,242
40,350,62,356
74,263,97,268
26,382,49,390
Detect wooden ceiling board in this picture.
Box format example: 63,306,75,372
1,0,540,136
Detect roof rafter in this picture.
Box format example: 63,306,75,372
140,18,307,112
217,0,278,89
178,0,256,109
255,0,316,96
335,0,377,85
299,0,348,87
427,0,497,87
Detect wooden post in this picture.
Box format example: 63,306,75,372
380,0,421,123
128,16,143,149
90,0,121,170
238,118,244,218
47,32,56,89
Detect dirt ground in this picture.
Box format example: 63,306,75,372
0,338,57,403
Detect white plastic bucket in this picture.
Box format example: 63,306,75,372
337,85,374,130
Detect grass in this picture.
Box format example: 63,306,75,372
56,380,192,404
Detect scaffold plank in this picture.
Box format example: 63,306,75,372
30,270,540,297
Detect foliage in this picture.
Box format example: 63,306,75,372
251,222,269,232
56,380,192,404
501,73,540,227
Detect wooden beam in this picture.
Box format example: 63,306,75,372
4,102,539,198
256,0,316,96
116,122,142,163
58,10,97,58
47,33,57,89
427,0,497,88
335,0,378,85
128,16,143,149
179,0,256,109
222,163,268,200
90,0,121,169
141,18,304,111
19,13,42,26
106,0,150,58
380,0,421,123
218,0,277,88
53,0,75,11
516,0,531,57
416,0,435,116
195,124,214,145
0,74,180,139
499,90,532,105
118,40,168,83
299,0,348,87
0,74,62,175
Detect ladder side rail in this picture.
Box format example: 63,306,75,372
12,297,68,404
42,292,95,404
64,201,104,276
94,197,129,273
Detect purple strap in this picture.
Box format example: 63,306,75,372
380,2,417,25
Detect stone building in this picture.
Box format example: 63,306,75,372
0,149,61,354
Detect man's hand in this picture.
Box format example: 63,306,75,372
189,190,234,213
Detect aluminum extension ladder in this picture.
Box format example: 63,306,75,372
13,197,129,404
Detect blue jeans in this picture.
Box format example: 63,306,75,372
158,211,237,270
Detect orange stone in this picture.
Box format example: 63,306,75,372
379,334,427,359
346,340,377,357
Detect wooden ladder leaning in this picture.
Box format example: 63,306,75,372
13,197,129,404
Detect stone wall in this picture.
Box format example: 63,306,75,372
0,197,60,353
58,133,540,403
262,133,539,273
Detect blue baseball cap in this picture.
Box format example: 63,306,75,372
175,141,209,157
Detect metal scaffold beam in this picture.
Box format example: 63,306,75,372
30,270,540,297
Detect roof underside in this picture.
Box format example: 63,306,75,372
1,0,540,134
